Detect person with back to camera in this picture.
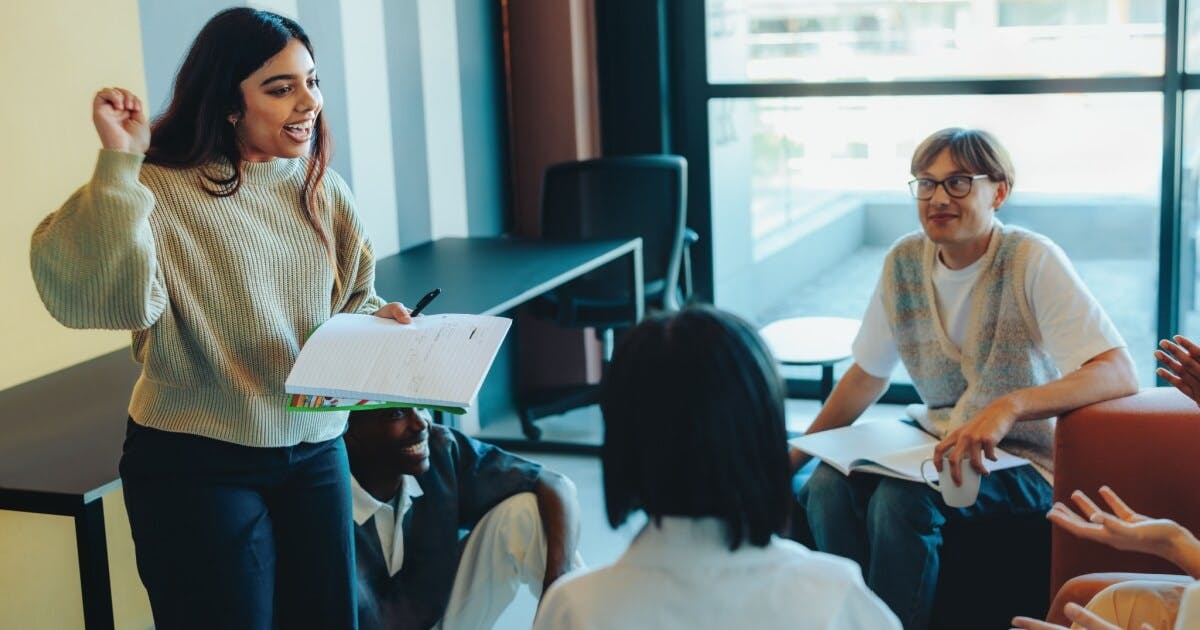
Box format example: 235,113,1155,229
533,305,901,630
29,8,413,628
789,127,1140,629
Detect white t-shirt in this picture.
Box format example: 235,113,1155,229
853,234,1125,379
533,517,901,630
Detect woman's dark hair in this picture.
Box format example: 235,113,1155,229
146,8,339,288
600,305,790,551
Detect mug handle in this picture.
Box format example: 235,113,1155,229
919,458,940,491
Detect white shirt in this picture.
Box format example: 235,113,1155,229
533,516,900,630
350,474,424,576
853,231,1124,379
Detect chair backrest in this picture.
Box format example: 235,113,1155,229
1051,387,1200,596
540,155,687,306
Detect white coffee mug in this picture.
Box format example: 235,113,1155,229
919,455,981,508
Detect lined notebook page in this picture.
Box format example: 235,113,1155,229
285,313,512,408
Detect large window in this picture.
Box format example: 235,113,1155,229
708,0,1166,83
683,0,1197,387
719,94,1161,259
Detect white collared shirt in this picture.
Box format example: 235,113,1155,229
351,474,425,576
534,516,900,629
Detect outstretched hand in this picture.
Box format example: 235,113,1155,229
1156,334,1200,408
93,87,150,154
1047,486,1182,559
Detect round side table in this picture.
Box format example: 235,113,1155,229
759,316,861,402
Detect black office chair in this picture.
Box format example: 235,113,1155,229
518,154,697,439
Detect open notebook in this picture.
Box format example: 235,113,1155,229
285,313,511,415
789,419,1028,482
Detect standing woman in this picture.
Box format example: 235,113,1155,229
30,8,409,629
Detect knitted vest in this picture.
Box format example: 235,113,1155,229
880,223,1057,477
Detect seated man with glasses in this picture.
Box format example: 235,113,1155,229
790,127,1139,629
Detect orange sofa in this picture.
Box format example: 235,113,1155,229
1049,387,1200,619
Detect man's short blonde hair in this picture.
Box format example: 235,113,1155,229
911,127,1015,191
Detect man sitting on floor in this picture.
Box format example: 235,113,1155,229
345,406,581,629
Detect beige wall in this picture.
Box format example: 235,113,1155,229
0,493,150,630
1,0,140,390
1,1,153,627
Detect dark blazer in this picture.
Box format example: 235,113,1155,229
354,425,541,630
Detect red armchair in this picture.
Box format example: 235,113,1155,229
1049,387,1200,620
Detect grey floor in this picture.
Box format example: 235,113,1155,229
484,398,906,630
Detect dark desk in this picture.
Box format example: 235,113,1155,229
373,237,642,317
0,236,641,630
0,350,139,630
374,237,643,452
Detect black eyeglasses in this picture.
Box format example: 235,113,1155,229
908,174,990,200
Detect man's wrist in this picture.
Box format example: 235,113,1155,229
987,394,1023,426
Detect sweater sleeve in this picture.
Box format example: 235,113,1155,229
29,150,167,330
327,170,387,316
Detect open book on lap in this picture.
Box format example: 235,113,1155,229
285,313,512,415
788,419,1029,482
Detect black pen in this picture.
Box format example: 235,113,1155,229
410,288,441,316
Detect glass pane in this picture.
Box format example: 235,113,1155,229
707,0,1166,83
710,93,1162,384
1178,92,1200,343
1188,1,1200,72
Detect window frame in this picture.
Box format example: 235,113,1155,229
669,0,1191,388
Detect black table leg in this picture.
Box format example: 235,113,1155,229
819,365,834,403
76,499,114,630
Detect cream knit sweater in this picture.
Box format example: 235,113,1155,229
31,150,387,447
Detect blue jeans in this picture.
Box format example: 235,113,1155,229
795,462,1052,630
119,419,357,630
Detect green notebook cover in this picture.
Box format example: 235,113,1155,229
286,393,465,415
